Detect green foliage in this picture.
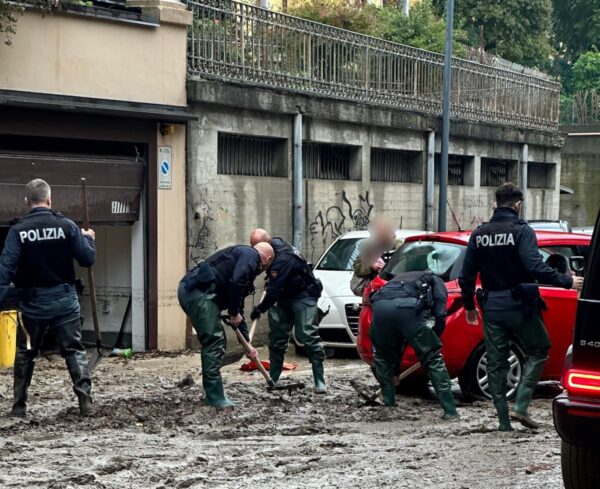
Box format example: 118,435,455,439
572,50,600,93
553,0,600,62
433,0,553,69
0,0,22,46
288,0,466,55
379,0,467,56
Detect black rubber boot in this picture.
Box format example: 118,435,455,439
77,393,93,416
11,363,34,417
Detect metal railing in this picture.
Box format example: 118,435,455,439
187,0,560,131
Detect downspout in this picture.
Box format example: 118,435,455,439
426,131,435,231
520,143,528,220
293,111,303,251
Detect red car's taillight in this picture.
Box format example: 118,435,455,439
565,369,600,395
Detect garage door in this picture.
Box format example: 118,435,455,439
0,152,145,225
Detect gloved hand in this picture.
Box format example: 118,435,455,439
250,308,261,321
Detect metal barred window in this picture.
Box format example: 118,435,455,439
303,142,357,180
434,154,469,186
371,148,422,183
217,133,286,177
481,158,516,187
528,163,554,189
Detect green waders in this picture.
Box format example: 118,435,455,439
482,309,550,431
178,283,234,408
268,297,326,393
371,298,458,419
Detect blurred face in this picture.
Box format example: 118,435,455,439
374,222,395,246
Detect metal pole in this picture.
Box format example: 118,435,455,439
520,143,529,220
438,0,454,232
293,112,304,251
426,131,435,231
403,0,410,16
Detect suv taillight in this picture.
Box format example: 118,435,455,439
565,369,600,395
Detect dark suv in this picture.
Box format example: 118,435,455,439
554,210,600,489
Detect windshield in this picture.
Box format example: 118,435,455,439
316,238,365,271
380,241,466,283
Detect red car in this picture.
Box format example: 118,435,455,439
357,230,591,400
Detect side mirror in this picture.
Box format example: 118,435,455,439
569,256,585,276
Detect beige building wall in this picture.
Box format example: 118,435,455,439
0,9,187,107
157,125,188,349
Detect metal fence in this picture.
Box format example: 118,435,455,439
217,132,286,176
303,142,354,180
371,148,422,183
187,0,560,131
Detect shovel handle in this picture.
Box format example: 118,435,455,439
231,325,276,389
249,290,267,342
373,361,422,399
81,178,101,347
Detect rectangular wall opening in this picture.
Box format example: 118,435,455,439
481,157,518,187
217,133,287,177
370,148,422,183
303,142,361,180
528,162,556,189
434,154,474,186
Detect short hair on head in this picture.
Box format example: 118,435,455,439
25,179,51,205
495,182,523,208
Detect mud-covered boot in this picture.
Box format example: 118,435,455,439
10,363,34,417
437,391,460,421
510,408,541,429
495,402,513,432
311,361,327,394
77,392,93,416
203,377,235,409
269,355,284,385
381,383,396,407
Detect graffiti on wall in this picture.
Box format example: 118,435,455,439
308,190,374,262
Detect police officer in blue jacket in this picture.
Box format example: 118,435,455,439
460,182,584,431
249,229,326,393
0,179,96,417
178,242,274,408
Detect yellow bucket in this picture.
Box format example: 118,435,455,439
0,311,17,368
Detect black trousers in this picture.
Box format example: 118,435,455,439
13,311,91,408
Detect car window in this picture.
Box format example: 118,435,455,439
380,241,466,283
539,246,585,276
316,238,365,271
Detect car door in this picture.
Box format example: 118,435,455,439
538,244,588,378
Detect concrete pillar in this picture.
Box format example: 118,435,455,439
520,143,529,220
426,131,435,231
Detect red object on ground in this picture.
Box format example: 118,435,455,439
240,360,299,372
357,230,591,385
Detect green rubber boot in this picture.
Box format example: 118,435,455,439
381,383,396,407
269,350,285,384
312,361,327,394
511,352,546,429
203,377,235,408
495,402,513,432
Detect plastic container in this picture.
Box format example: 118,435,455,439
0,311,17,368
110,348,133,359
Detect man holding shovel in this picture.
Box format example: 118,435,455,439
249,229,326,394
0,179,96,417
178,242,274,408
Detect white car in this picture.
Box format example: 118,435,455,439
295,229,424,352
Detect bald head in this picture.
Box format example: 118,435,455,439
250,228,272,247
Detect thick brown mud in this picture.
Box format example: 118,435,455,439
0,351,564,488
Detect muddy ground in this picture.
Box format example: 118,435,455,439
0,350,564,489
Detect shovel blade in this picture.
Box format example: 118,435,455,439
269,381,306,392
88,348,103,372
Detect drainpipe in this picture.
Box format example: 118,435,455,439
403,0,410,16
426,131,435,231
293,112,303,252
520,143,528,220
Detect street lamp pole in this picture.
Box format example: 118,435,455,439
438,0,454,232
